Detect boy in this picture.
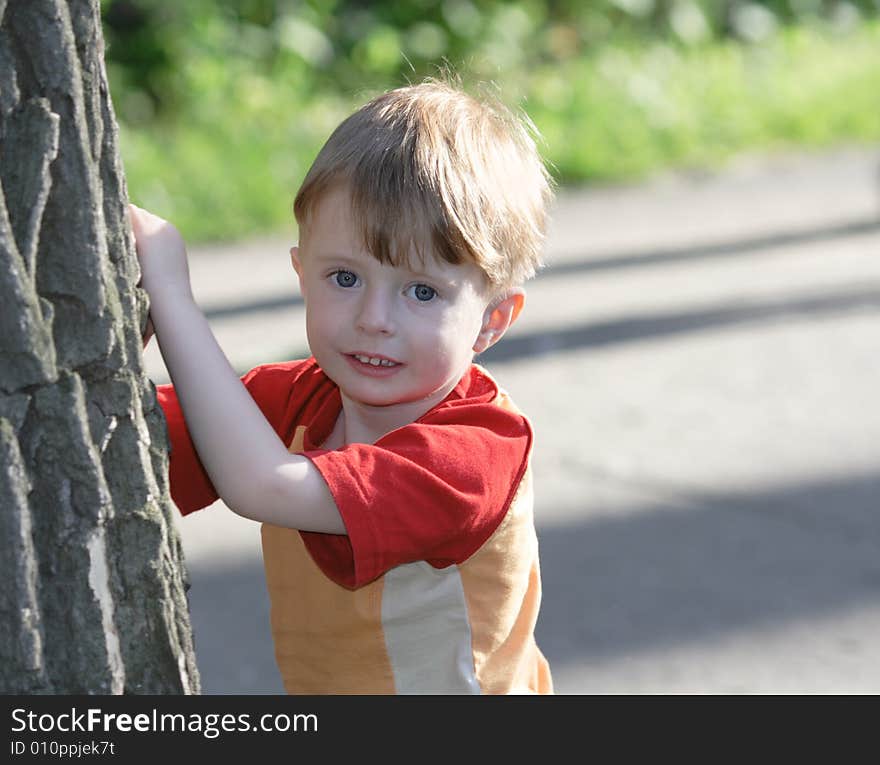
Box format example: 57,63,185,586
132,80,554,694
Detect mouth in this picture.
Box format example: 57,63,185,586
346,352,402,369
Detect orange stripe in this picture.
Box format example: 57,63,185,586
457,468,552,693
262,525,395,694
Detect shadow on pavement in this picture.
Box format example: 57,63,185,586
205,293,303,320
481,285,880,365
186,557,284,694
534,470,880,666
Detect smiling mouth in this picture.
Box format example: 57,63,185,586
349,353,401,367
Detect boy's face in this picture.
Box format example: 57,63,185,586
292,186,520,412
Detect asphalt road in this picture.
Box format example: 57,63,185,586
144,147,880,694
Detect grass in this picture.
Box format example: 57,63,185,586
119,21,880,242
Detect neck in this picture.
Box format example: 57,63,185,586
338,386,454,445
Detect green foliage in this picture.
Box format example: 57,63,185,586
529,24,880,182
103,0,880,121
102,2,880,241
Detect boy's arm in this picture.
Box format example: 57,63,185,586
129,205,345,534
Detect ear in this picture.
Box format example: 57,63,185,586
290,245,305,296
473,289,525,354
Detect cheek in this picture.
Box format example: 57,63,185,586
305,300,339,342
452,299,487,339
426,309,483,361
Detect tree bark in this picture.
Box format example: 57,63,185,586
0,0,200,693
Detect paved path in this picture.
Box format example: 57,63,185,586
145,147,880,693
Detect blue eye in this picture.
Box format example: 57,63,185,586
410,284,436,302
333,270,358,288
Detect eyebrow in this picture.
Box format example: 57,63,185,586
308,250,364,266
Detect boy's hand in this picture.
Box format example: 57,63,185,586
129,204,194,302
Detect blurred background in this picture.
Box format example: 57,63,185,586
103,1,880,693
102,0,880,241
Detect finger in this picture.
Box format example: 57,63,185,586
128,204,146,234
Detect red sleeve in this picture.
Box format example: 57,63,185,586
156,383,218,515
300,400,532,589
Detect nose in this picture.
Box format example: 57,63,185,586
356,286,396,336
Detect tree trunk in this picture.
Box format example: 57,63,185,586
0,0,200,693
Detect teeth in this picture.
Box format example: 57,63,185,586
354,354,396,367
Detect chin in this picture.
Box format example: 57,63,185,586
346,391,400,408
345,383,437,410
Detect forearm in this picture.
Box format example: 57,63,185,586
149,291,344,533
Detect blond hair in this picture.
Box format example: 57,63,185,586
293,79,554,291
